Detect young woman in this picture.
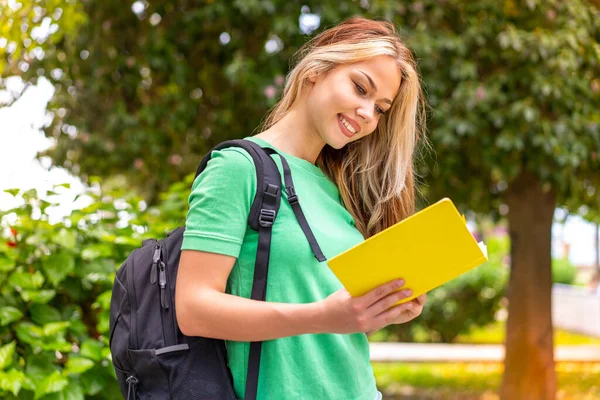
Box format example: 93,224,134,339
175,17,427,400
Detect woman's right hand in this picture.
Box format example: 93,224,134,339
317,279,417,334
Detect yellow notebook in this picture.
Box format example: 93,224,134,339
327,198,488,304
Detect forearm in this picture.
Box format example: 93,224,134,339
177,289,325,341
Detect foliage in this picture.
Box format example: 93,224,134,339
8,0,596,209
404,0,600,214
0,0,370,203
0,178,190,399
552,257,578,285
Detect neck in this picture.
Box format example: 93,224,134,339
255,108,325,165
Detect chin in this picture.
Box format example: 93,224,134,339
324,135,349,150
328,141,347,150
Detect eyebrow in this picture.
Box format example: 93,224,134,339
359,70,392,105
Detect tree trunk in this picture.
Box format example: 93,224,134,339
501,171,557,400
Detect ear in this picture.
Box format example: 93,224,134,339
306,72,318,84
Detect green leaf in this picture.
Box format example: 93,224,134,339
52,229,77,250
0,306,24,326
42,253,75,287
79,340,103,361
0,368,25,396
9,270,45,290
41,338,72,353
80,367,107,396
61,278,84,302
0,255,15,272
67,319,88,339
0,341,16,370
21,290,57,304
3,189,20,197
22,189,38,202
81,259,115,275
42,322,70,337
42,382,84,400
96,312,110,335
25,352,57,383
94,291,113,311
114,236,142,246
81,244,112,260
30,304,62,325
64,357,94,375
34,370,68,400
15,322,43,345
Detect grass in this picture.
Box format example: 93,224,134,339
371,321,600,398
373,362,600,399
454,320,600,345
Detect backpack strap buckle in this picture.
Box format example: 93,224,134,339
258,209,276,228
286,185,298,204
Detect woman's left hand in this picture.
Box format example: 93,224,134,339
388,293,427,326
365,293,427,336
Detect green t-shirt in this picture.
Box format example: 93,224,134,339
181,137,377,400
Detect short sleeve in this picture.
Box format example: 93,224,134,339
181,148,257,258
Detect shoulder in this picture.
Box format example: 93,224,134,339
193,146,257,186
208,146,256,170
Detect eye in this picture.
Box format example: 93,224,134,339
355,81,386,115
354,82,366,95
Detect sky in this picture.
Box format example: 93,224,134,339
0,78,598,267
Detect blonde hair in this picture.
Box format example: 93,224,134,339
259,17,427,238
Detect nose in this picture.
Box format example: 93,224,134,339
356,105,374,125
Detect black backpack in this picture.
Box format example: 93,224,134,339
109,139,326,400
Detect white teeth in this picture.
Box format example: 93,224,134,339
339,115,356,133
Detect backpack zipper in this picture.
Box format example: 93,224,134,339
154,242,176,346
158,259,169,309
150,246,160,284
126,375,138,400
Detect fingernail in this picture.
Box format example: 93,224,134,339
397,279,405,287
404,289,413,297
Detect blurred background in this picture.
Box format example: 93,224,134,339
0,1,599,399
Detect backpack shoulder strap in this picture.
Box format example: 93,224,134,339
262,147,326,262
193,139,327,400
193,139,281,400
194,139,282,231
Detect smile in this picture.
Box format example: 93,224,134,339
337,114,359,138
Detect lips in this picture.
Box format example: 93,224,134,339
337,114,360,139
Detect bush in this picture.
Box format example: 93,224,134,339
0,177,191,399
551,257,577,285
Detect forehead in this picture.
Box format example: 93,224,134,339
339,56,402,99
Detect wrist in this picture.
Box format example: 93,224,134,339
304,301,327,334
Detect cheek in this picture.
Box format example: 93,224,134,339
356,119,381,140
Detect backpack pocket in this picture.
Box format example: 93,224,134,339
128,348,171,399
146,340,237,400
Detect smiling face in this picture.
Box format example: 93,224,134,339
304,55,402,149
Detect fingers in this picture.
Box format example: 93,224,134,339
360,279,405,308
413,293,427,306
373,292,428,329
373,300,415,328
368,288,413,315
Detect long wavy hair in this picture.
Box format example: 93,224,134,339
258,17,427,238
